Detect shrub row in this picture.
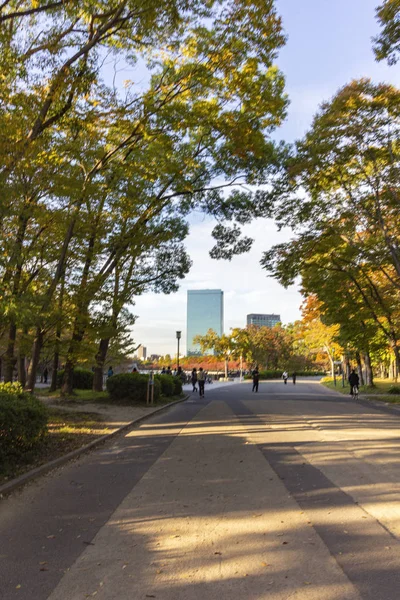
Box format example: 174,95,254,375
106,372,183,403
155,374,182,396
56,368,93,390
0,386,48,463
106,373,161,403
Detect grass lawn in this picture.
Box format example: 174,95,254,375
37,388,109,402
321,377,400,404
0,407,111,486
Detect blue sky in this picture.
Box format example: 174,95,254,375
131,0,400,357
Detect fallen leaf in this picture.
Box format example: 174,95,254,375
46,535,55,539
16,584,21,589
214,552,222,555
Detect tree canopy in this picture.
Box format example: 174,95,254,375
373,0,400,64
0,0,289,391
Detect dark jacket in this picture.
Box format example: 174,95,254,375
348,372,359,386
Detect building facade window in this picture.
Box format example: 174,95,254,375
187,290,224,355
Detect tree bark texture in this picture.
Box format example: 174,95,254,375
93,338,110,392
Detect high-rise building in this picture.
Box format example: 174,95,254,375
247,313,281,328
137,346,147,360
187,290,224,355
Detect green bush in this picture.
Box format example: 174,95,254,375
0,381,25,396
106,373,161,403
388,385,400,394
173,376,183,395
155,374,175,397
0,393,48,462
57,368,94,390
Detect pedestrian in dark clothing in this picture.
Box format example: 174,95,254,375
252,368,259,392
161,367,166,374
292,372,296,385
191,368,198,392
43,368,48,384
107,366,114,377
198,367,205,397
348,369,360,396
166,366,172,376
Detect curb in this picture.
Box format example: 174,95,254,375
0,395,188,498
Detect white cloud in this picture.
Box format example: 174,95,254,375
131,217,302,356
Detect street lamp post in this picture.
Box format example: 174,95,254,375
176,331,181,370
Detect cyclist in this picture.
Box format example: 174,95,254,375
348,369,360,397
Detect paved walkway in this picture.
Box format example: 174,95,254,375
1,380,400,599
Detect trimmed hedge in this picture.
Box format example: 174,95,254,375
106,373,161,403
155,374,175,397
57,368,94,390
173,376,183,395
0,392,48,462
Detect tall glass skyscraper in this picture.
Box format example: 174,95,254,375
187,290,224,355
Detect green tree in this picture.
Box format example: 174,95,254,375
263,79,400,376
373,0,400,64
0,0,289,392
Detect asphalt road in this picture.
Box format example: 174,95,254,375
1,380,400,600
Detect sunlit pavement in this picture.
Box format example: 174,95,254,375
1,380,400,599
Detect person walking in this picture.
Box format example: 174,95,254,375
252,368,259,392
282,371,288,384
191,368,198,392
292,371,297,385
348,369,360,396
107,366,114,378
43,367,48,384
198,367,205,398
166,366,172,376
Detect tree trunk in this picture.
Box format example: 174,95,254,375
61,356,75,395
363,352,373,386
4,322,17,382
344,355,350,380
50,350,60,392
393,345,400,382
26,329,44,392
356,352,364,386
18,354,27,387
93,338,110,392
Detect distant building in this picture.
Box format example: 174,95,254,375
150,354,161,361
137,346,147,360
187,290,224,356
247,313,281,328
